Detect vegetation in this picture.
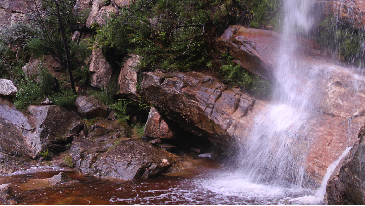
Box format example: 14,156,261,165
241,0,282,29
315,15,365,67
63,155,74,167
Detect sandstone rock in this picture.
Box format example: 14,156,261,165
73,0,93,15
216,25,279,82
86,0,117,27
89,48,112,89
95,5,117,26
322,0,365,29
140,71,256,155
0,184,15,204
70,134,176,180
0,79,17,97
118,54,141,96
325,125,365,204
86,0,103,27
75,96,108,119
144,107,174,139
22,55,64,79
114,0,131,7
27,105,82,157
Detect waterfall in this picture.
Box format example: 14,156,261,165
237,0,316,188
199,0,365,204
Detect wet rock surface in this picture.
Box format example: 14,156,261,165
325,125,365,204
0,183,16,204
140,71,256,156
70,136,176,180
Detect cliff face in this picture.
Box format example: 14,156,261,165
0,0,30,28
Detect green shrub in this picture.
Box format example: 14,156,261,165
51,90,78,110
89,89,114,105
63,155,74,167
132,123,145,138
14,79,44,111
315,15,365,67
110,99,130,123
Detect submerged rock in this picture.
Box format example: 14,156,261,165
19,172,75,191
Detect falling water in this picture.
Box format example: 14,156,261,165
238,0,316,188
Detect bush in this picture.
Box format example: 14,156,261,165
110,99,130,123
315,15,365,67
51,90,78,110
95,0,242,73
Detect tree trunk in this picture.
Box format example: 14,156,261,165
54,0,76,94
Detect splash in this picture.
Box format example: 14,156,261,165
237,0,317,188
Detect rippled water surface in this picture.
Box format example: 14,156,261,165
0,163,327,205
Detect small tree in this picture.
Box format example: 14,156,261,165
26,0,79,93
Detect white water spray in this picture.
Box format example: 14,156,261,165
238,0,316,188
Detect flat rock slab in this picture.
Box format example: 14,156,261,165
75,96,108,119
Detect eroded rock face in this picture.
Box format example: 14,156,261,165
140,71,256,155
0,0,30,28
70,119,176,180
216,25,280,82
89,48,112,89
75,96,109,119
325,125,365,204
0,99,82,160
118,54,141,96
322,0,365,29
144,107,174,139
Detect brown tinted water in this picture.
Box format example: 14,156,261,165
0,160,320,205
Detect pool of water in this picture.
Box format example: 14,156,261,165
0,163,325,205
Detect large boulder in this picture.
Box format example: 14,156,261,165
325,125,365,204
27,105,83,157
0,98,82,160
140,71,256,155
75,96,109,119
70,119,176,180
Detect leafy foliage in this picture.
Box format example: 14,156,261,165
95,0,241,72
241,0,282,29
316,15,365,67
219,52,271,98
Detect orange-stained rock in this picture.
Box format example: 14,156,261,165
216,25,279,82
